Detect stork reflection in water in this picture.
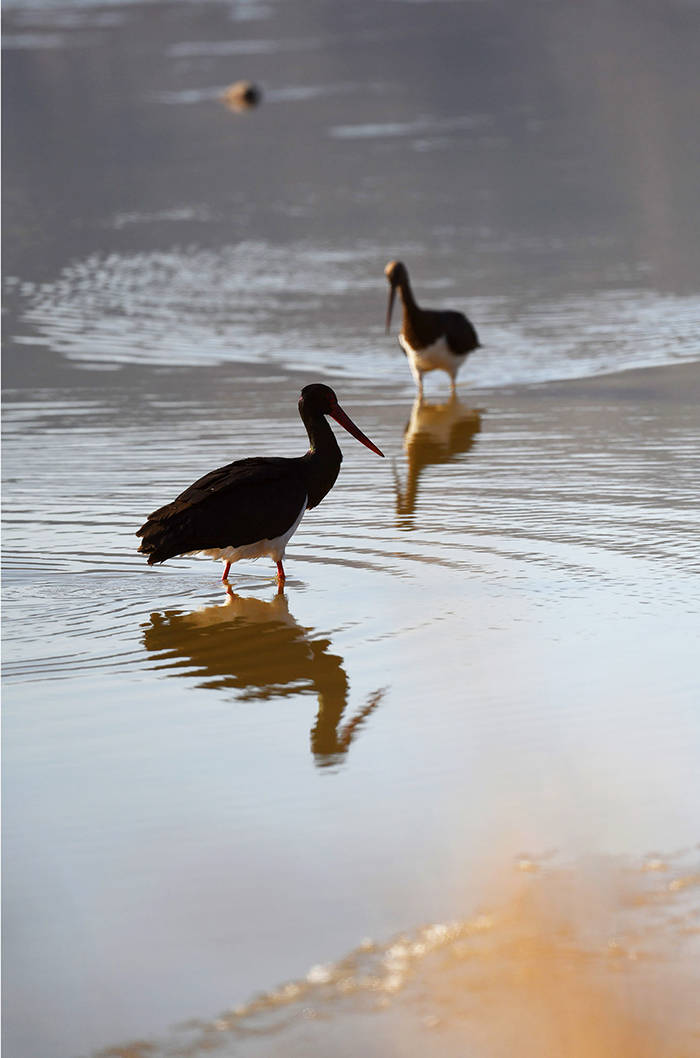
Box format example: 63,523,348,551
395,395,482,523
142,586,384,768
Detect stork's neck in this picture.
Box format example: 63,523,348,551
301,411,343,509
397,274,419,320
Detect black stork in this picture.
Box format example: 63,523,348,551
136,383,384,587
385,260,480,398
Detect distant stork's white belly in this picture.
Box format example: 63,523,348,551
399,334,460,375
190,499,307,566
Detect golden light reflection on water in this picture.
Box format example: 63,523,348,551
100,852,700,1058
394,396,482,524
142,587,384,768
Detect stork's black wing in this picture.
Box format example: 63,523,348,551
405,307,479,355
136,456,308,565
442,310,480,356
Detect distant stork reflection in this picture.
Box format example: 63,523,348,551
142,587,384,768
395,395,482,523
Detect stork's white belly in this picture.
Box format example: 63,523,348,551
189,500,307,565
399,334,461,375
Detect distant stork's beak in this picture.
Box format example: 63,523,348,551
331,404,384,457
385,283,396,335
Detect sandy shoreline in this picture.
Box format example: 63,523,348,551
494,356,700,403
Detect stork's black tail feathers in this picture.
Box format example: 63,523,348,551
136,518,180,565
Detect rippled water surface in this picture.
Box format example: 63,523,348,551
3,1,700,1056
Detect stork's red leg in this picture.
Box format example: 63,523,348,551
222,561,231,582
276,560,286,586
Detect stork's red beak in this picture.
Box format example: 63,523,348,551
331,404,384,457
385,283,396,335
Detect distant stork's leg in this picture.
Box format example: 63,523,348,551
222,561,232,582
407,354,424,399
276,560,286,586
449,374,457,397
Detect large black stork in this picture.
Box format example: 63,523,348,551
137,384,384,586
385,260,480,398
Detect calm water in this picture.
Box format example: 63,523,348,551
2,1,700,1056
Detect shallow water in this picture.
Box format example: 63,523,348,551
94,851,700,1058
2,1,700,1056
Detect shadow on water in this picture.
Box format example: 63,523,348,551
394,396,482,525
142,587,384,769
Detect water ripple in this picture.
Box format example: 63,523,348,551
6,245,700,386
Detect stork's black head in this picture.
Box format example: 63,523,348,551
299,385,384,457
299,383,339,417
384,260,408,288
